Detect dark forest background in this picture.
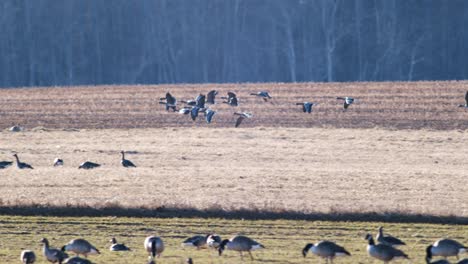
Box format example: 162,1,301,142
1,0,467,88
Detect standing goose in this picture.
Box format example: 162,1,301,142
234,112,253,128
365,234,409,263
63,257,93,264
427,239,467,260
53,158,64,167
250,91,272,102
159,92,177,112
218,235,265,261
221,92,238,107
296,102,317,113
458,91,468,108
78,161,100,169
109,237,131,251
336,97,355,110
204,109,216,124
207,234,222,249
61,239,100,258
144,236,164,258
41,237,69,263
13,154,33,169
120,151,136,168
376,227,406,247
181,235,209,249
302,241,351,263
20,250,36,264
206,90,218,104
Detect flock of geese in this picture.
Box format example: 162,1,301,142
17,226,467,264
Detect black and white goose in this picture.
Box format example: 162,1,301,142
63,256,94,264
365,234,409,264
458,91,468,108
427,239,467,261
250,91,272,102
204,109,216,124
376,226,406,247
53,158,64,167
296,102,318,113
234,112,253,128
13,154,33,169
302,241,351,263
222,92,238,107
109,237,131,251
159,92,177,112
207,90,218,104
144,236,164,259
336,97,355,110
61,239,100,258
41,237,69,263
218,235,264,261
0,160,13,169
20,250,36,264
78,161,100,169
190,106,201,121
181,235,209,249
120,151,136,168
179,107,191,115
207,234,222,249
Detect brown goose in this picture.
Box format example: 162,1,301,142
250,91,272,102
336,97,355,110
218,235,264,260
302,241,351,263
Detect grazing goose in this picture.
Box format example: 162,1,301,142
458,259,468,264
109,237,131,251
159,92,177,112
204,109,216,124
0,160,13,168
78,161,100,169
427,239,467,260
458,91,468,108
336,97,355,110
250,91,272,102
53,158,64,167
61,239,100,258
234,112,253,128
144,236,164,258
221,92,238,107
20,250,36,264
41,237,69,263
207,234,222,249
207,90,218,104
376,226,406,247
296,102,317,113
182,235,208,249
13,154,33,169
302,241,351,263
218,235,264,260
120,151,136,168
365,234,409,263
63,257,93,264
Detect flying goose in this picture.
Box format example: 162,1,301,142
250,91,272,102
78,161,100,169
336,97,355,110
376,226,406,247
458,91,468,108
190,106,201,121
159,92,177,112
221,92,238,107
53,158,64,167
296,102,317,113
120,151,136,168
207,90,218,104
20,250,36,264
181,235,209,249
365,234,409,263
234,112,253,128
204,109,216,124
179,107,191,115
207,234,222,249
13,154,33,169
41,237,69,263
218,235,264,261
144,236,164,258
302,241,351,263
109,237,131,251
427,239,467,260
63,257,94,264
61,239,100,258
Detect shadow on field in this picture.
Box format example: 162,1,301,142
0,203,466,225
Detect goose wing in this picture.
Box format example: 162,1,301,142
207,90,217,104
196,94,206,108
235,115,245,128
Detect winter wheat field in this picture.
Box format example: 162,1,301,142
0,81,467,263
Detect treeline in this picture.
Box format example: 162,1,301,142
1,0,467,87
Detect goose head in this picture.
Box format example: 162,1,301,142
302,243,313,257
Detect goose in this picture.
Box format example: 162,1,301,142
204,109,216,124
159,92,177,112
218,235,264,261
144,236,164,258
61,239,100,258
221,92,238,107
458,91,468,108
190,106,201,121
207,234,222,249
41,237,69,263
63,257,93,264
376,226,406,247
109,237,131,251
181,235,208,249
458,259,468,264
13,154,33,169
234,112,253,128
365,234,409,263
10,125,23,132
179,107,191,115
336,97,355,110
180,100,197,106
296,102,317,113
250,91,272,102
186,258,194,264
53,158,64,167
78,161,100,169
302,241,351,263
427,239,467,260
0,160,13,168
20,250,36,264
120,151,136,168
207,90,218,104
